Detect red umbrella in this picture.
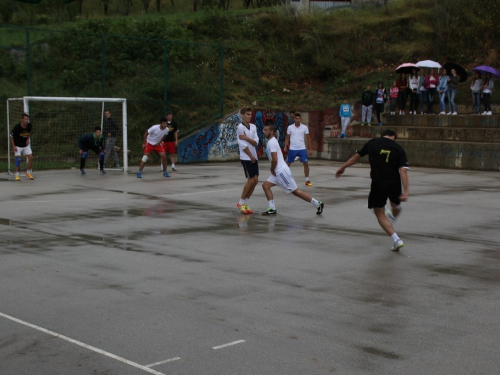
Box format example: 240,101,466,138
396,63,420,74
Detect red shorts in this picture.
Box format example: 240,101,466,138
144,143,166,154
164,142,176,154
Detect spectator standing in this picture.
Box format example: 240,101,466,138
390,81,399,115
437,69,449,115
339,99,352,138
426,68,439,114
361,84,375,126
418,70,428,114
396,73,409,115
374,81,387,126
470,72,483,115
482,73,494,115
408,69,419,114
447,69,460,115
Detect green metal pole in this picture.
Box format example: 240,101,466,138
220,47,224,116
101,34,106,97
26,27,31,95
164,42,168,114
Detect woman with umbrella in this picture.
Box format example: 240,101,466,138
408,69,419,115
482,73,494,115
447,69,460,115
470,72,483,115
426,68,439,114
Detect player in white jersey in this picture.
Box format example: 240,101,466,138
137,118,170,179
236,107,260,214
261,120,324,215
285,113,313,186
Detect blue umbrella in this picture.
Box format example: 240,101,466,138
473,65,500,78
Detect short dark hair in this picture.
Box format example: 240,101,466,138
166,111,173,115
160,117,168,123
22,113,29,118
94,126,101,131
240,107,252,114
265,120,274,126
381,129,396,139
294,113,301,117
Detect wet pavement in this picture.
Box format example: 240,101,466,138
0,161,499,375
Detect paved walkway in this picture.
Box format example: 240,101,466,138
1,161,499,374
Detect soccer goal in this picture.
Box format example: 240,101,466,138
6,96,128,173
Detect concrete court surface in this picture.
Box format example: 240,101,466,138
0,160,499,375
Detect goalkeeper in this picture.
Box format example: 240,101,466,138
78,127,106,175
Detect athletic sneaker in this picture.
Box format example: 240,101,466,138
262,208,277,215
80,169,86,175
305,181,313,186
385,207,396,225
243,204,254,214
391,239,404,251
360,123,365,126
25,173,34,180
367,123,372,126
237,203,249,214
137,171,142,178
15,175,20,181
163,172,171,177
172,166,177,171
316,201,324,215
100,169,106,174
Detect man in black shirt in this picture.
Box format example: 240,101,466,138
335,129,409,251
9,113,34,181
103,110,120,168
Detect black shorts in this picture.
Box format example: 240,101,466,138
241,159,259,179
368,181,402,209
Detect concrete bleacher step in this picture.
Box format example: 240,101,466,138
325,137,500,170
352,124,500,143
382,113,500,128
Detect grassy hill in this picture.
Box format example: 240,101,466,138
2,0,499,113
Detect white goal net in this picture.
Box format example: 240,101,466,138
6,97,128,173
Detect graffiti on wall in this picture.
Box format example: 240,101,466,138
179,109,291,163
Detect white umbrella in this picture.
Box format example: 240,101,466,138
416,60,442,71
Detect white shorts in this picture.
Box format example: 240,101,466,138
14,145,32,156
267,167,297,194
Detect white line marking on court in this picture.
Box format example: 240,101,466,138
0,312,166,375
145,357,181,368
212,340,246,350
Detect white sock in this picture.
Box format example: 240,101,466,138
391,233,400,242
243,198,249,204
172,163,175,168
27,170,32,173
268,200,276,209
305,177,310,181
311,198,320,208
239,199,245,205
15,172,19,176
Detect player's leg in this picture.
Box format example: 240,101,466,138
286,149,298,165
291,188,324,214
369,183,403,251
238,160,258,214
159,152,170,177
80,148,89,174
13,147,22,180
25,153,34,179
137,147,151,178
91,146,106,173
262,180,277,215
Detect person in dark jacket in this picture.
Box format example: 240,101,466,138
361,84,375,126
103,110,120,168
78,127,106,175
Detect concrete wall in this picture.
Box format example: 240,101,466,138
178,109,295,163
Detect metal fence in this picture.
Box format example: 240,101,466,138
0,24,225,156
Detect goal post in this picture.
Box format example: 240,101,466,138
6,96,128,173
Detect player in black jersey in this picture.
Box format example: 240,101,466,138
9,113,34,181
335,129,409,251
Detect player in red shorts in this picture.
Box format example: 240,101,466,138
137,118,170,178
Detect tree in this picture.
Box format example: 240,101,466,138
141,0,150,11
154,0,161,11
100,0,110,15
